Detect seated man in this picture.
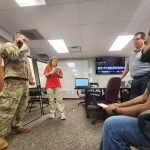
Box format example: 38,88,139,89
100,31,150,150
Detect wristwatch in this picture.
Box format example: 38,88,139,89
112,108,118,115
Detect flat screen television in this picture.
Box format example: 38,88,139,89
75,78,89,88
96,57,125,74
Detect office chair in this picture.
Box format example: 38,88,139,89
77,89,86,106
28,85,49,115
131,110,150,150
86,77,121,124
77,83,99,106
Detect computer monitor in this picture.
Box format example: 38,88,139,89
75,78,89,89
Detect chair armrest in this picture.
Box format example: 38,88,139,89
138,110,150,142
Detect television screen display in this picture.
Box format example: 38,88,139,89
96,57,125,74
75,78,89,88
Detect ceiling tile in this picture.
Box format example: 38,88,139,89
104,0,143,22
79,0,109,24
21,3,79,27
80,24,102,37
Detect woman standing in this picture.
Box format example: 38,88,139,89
44,56,66,120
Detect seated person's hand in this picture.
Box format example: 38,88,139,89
106,104,117,115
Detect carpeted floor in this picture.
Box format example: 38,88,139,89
5,100,103,150
5,100,137,150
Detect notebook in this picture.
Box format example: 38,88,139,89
97,103,108,109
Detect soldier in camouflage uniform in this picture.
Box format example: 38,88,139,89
0,33,34,150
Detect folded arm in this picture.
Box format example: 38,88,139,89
106,89,149,116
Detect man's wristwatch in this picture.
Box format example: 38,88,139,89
112,108,118,115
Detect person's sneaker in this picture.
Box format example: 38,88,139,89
49,113,55,119
11,126,31,134
0,138,8,150
61,113,66,120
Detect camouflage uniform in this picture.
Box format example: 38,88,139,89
0,42,32,137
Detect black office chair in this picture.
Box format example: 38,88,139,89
132,110,150,150
28,85,49,115
77,89,86,106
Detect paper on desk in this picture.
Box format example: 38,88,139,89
97,103,108,108
50,67,61,75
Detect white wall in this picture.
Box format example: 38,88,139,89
59,58,132,98
59,59,89,98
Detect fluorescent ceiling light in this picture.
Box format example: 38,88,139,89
15,0,46,7
109,35,134,51
48,39,69,53
67,63,76,68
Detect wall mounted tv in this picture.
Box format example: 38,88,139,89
96,57,125,74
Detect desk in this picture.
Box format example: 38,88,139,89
78,87,131,116
84,87,131,102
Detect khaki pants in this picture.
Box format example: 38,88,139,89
47,88,65,114
0,78,29,137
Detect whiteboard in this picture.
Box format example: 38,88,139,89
37,61,47,88
27,57,37,88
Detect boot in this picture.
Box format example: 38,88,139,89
11,126,31,134
0,138,8,150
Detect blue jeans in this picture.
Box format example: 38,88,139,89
100,116,150,150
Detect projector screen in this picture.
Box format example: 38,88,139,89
37,60,47,88
27,56,36,88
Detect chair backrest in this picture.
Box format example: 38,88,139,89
105,77,121,103
132,110,150,149
29,85,42,97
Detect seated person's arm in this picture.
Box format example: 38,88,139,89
115,89,148,108
117,94,150,117
106,89,149,116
